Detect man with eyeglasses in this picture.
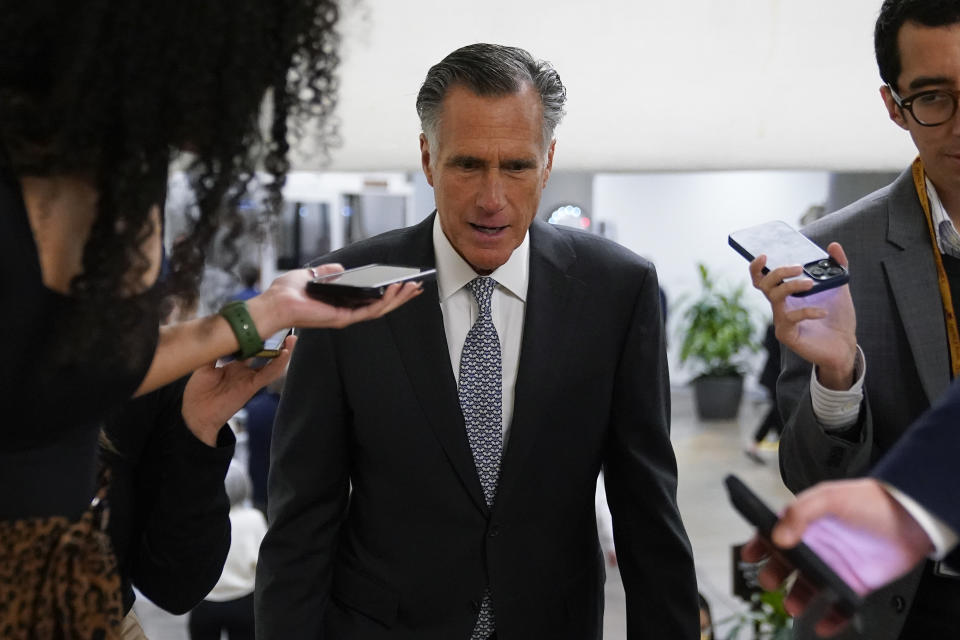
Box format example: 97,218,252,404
748,1,960,638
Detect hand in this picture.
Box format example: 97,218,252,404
181,335,297,446
741,478,933,636
749,242,857,390
247,264,423,337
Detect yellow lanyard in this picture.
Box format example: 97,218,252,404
911,157,960,378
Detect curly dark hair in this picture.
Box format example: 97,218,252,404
0,0,341,319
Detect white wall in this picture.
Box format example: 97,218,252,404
593,171,831,382
295,0,918,173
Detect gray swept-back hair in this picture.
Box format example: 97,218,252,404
416,43,567,154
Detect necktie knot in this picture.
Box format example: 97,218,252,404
467,277,497,316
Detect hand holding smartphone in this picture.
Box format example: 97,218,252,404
729,221,848,297
725,474,864,616
305,264,436,309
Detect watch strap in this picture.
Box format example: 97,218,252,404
219,300,264,359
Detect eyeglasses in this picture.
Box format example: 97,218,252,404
888,84,960,127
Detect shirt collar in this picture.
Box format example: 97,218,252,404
432,214,529,302
925,177,959,254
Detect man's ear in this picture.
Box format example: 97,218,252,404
420,134,434,186
542,139,556,188
880,85,909,130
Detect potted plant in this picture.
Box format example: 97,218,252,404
679,263,759,420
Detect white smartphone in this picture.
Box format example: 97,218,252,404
728,220,848,297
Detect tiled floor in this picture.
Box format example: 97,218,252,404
135,388,793,639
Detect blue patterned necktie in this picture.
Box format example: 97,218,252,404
458,276,502,640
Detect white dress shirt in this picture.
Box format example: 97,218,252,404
809,179,958,558
433,215,528,448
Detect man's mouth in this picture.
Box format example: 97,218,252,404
470,223,508,235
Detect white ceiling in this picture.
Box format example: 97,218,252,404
296,0,918,173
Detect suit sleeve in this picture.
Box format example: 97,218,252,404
777,342,877,494
255,327,351,639
872,378,960,538
603,264,699,639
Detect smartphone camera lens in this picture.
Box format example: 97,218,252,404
827,266,844,276
809,266,826,278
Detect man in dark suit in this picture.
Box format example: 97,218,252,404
255,43,698,639
749,2,960,637
741,377,960,637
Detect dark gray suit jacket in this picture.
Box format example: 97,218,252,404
254,215,698,639
778,169,952,639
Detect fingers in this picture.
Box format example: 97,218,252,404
758,552,795,592
814,606,855,637
772,486,838,548
740,536,793,592
783,573,818,616
251,335,297,388
772,478,872,548
757,265,813,300
826,242,848,269
376,282,423,315
343,282,423,325
748,255,768,287
741,535,772,562
781,306,828,325
309,263,344,278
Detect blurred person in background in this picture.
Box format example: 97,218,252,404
230,263,262,303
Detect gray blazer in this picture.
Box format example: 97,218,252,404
778,168,952,639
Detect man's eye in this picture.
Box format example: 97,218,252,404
503,162,532,172
456,159,481,170
916,91,951,106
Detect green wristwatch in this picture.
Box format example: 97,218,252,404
219,300,264,359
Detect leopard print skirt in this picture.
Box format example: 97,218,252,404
0,483,122,639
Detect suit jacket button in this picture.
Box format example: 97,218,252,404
471,600,480,612
891,595,906,613
488,524,501,537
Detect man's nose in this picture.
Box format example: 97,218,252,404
476,170,507,213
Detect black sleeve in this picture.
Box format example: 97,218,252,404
106,378,235,614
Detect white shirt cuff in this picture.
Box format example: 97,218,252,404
883,483,959,560
810,346,866,430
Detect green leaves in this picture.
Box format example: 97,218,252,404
679,263,759,377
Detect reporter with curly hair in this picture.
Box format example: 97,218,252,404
0,2,421,637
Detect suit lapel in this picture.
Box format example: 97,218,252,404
495,221,584,511
385,215,489,515
882,174,951,403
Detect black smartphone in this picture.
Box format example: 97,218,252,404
724,474,864,616
305,264,436,308
728,220,849,297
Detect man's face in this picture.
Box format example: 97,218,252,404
420,84,554,274
881,21,960,199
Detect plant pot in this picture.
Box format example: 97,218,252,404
692,375,743,420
